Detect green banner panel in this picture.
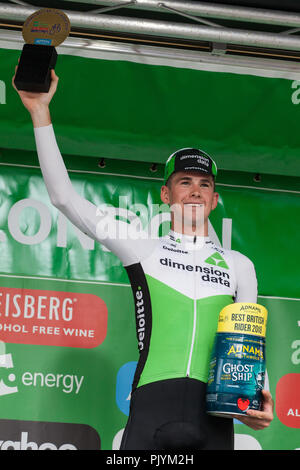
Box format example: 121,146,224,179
0,40,299,450
1,47,300,177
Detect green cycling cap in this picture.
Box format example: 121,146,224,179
164,147,217,184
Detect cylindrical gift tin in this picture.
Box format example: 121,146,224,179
206,302,268,417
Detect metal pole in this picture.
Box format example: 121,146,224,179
157,3,224,29
1,4,300,51
62,0,300,28
88,1,136,15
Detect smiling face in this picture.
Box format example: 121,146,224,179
160,171,219,236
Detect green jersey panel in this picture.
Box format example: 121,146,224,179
138,274,233,387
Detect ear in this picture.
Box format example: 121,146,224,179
160,185,170,204
211,192,219,211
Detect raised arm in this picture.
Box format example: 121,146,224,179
12,68,154,265
12,68,103,241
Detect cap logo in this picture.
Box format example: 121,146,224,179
179,154,199,160
197,156,209,167
164,147,217,183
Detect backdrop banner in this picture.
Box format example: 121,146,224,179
0,162,299,451
0,42,300,451
1,46,300,178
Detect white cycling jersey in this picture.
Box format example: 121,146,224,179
34,124,257,389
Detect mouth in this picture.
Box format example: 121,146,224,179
184,203,204,207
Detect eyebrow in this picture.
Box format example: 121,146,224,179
176,176,212,184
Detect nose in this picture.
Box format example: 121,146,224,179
190,184,202,197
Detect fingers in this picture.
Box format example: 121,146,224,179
236,390,274,430
50,68,59,84
48,68,59,97
258,389,273,409
51,68,59,81
261,389,274,406
12,62,20,91
246,408,272,424
12,67,17,91
12,65,59,90
236,414,267,431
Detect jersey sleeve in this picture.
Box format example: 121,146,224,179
33,124,154,266
231,250,258,303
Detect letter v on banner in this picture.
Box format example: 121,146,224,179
222,218,232,249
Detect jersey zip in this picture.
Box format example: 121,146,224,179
186,235,197,377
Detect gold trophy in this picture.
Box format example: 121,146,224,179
14,8,70,92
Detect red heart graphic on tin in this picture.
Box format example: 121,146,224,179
237,398,250,411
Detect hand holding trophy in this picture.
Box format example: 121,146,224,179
14,8,70,93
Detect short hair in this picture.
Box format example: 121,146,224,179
166,173,216,192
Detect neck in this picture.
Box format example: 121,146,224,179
171,219,208,237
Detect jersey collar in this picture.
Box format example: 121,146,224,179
168,230,210,247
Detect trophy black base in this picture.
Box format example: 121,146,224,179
14,44,57,93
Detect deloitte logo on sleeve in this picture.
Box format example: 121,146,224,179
116,362,137,416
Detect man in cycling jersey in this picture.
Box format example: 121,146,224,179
13,69,273,450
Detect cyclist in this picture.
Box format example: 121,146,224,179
13,69,273,450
